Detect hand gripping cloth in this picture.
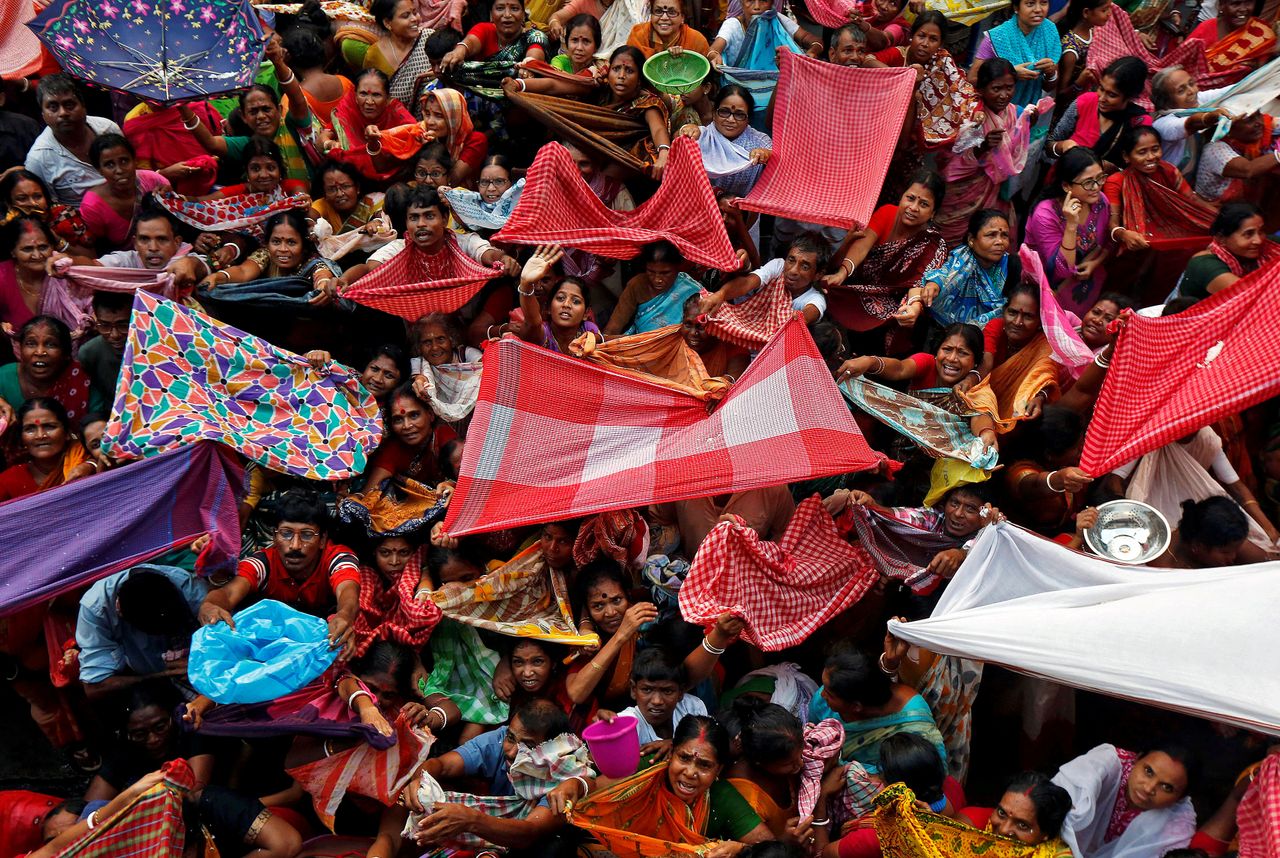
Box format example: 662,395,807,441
342,234,503,321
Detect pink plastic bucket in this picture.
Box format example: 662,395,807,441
582,714,640,777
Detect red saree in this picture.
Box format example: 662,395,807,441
1117,161,1217,250
329,91,417,181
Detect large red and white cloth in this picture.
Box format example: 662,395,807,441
342,236,502,321
679,496,880,650
1080,260,1280,475
492,138,739,270
1237,753,1280,858
286,713,434,831
738,54,917,229
442,316,879,535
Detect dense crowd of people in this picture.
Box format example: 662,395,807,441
1,0,1279,855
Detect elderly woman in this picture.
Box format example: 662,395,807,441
1194,112,1280,205
822,172,949,350
0,316,105,433
627,0,711,58
1047,56,1149,169
79,134,170,252
438,0,549,75
679,84,773,200
1052,742,1197,857
1150,66,1235,181
0,398,96,502
321,69,417,183
362,382,458,489
970,0,1061,109
1026,147,1113,315
0,216,87,335
549,715,775,853
1176,202,1279,298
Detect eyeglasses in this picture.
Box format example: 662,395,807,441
416,168,447,180
715,107,749,122
95,320,130,334
652,7,682,16
324,181,357,194
477,177,510,188
275,527,320,544
1072,176,1103,191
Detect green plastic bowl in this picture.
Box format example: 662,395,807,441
643,49,711,95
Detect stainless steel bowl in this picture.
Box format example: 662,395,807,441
1083,499,1172,565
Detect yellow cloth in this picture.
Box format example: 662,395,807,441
923,458,992,508
872,783,1072,858
958,333,1059,433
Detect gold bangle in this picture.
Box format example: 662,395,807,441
588,661,604,671
1244,499,1261,507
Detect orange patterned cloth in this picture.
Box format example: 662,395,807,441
959,334,1059,433
568,763,712,857
569,324,733,401
1204,18,1278,86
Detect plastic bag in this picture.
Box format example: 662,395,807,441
188,599,338,704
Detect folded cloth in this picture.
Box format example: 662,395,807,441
419,360,483,424
342,235,502,321
872,783,1069,857
492,138,740,271
843,504,966,594
103,292,383,480
798,720,845,817
63,264,180,300
338,477,450,537
573,509,650,568
569,324,732,401
287,713,434,831
679,496,881,650
739,54,918,229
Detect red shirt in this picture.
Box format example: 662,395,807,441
235,542,361,618
0,464,39,504
983,316,1009,367
905,351,939,390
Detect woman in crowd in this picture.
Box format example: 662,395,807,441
1102,125,1216,256
1150,66,1233,182
1047,56,1149,168
1152,496,1274,567
516,244,603,353
308,160,385,243
204,138,308,200
438,0,549,75
604,240,702,335
362,382,457,488
970,0,1061,109
958,772,1074,854
708,0,822,68
382,89,489,186
197,209,339,296
79,134,170,252
822,172,949,351
627,0,711,58
0,169,89,255
679,84,773,201
1194,111,1280,205
1002,405,1093,534
0,216,85,334
347,0,430,106
440,153,523,232
0,398,95,501
322,69,417,183
1177,202,1279,298
1056,0,1113,99
914,210,1013,331
565,562,659,717
0,316,104,431
282,27,352,129
1026,147,1112,315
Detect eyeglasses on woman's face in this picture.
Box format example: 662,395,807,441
652,6,682,16
715,107,749,122
477,177,510,188
1072,176,1103,192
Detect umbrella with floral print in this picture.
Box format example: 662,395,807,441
29,0,265,103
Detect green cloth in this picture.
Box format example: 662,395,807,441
0,363,108,424
420,620,510,725
77,335,122,407
209,62,279,118
1178,253,1232,300
551,54,575,72
707,780,763,840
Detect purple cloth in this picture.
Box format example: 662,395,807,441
192,678,397,749
1024,195,1112,316
0,442,243,616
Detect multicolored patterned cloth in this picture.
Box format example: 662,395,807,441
54,762,193,857
840,377,998,468
679,496,881,650
420,619,509,724
491,139,740,271
338,478,451,537
1081,260,1280,474
428,544,599,645
408,732,593,849
0,443,242,616
343,237,502,322
872,783,1070,858
102,292,383,480
443,317,880,536
288,713,434,831
1237,753,1280,858
915,50,981,150
702,280,796,350
442,179,525,231
739,54,918,229
841,504,964,595
156,189,312,232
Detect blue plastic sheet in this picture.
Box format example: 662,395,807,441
188,599,338,704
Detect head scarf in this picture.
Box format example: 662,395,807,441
426,88,475,163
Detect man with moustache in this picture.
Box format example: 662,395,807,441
197,491,361,659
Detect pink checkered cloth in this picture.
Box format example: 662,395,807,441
799,719,845,818
739,54,917,229
1022,245,1093,379
1085,13,1209,109
702,281,796,349
679,496,880,650
343,235,502,321
492,138,739,271
442,316,879,536
1237,753,1280,858
64,265,180,298
803,0,859,27
1080,259,1280,475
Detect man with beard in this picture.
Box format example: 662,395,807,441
197,491,361,659
24,74,122,207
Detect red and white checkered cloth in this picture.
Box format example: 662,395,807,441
1080,260,1280,476
491,138,740,271
803,0,860,27
343,235,502,321
1085,13,1209,110
1237,753,1280,858
286,713,434,832
702,280,796,349
739,54,917,230
442,316,879,536
798,719,845,818
679,496,880,650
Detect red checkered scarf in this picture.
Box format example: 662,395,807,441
739,54,918,229
58,759,194,857
802,0,858,27
1237,753,1280,858
491,138,740,271
351,549,443,658
343,235,501,321
1210,238,1280,277
1086,13,1208,109
1079,257,1280,475
798,719,845,818
678,496,880,650
156,188,311,232
702,280,795,349
286,713,434,831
